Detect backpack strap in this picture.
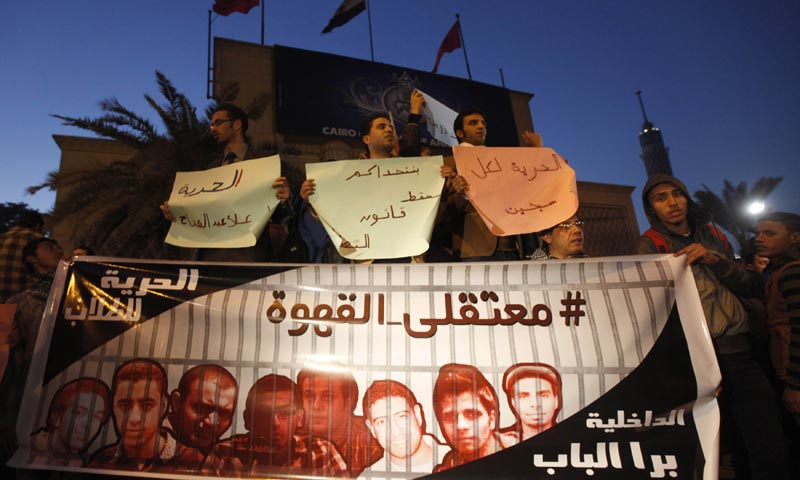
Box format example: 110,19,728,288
703,224,731,252
643,229,670,254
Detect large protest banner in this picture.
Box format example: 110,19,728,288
9,255,719,479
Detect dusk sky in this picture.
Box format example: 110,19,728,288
3,0,798,235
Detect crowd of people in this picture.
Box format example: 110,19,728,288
0,92,798,479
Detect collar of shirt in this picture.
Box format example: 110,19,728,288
223,144,249,164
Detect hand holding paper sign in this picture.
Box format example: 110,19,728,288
453,146,578,236
164,155,282,248
306,156,445,260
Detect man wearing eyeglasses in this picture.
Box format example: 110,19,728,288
203,374,347,477
160,103,291,262
530,215,587,260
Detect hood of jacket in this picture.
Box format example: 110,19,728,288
641,173,710,234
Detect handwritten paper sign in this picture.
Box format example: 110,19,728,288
454,146,579,235
165,155,281,248
418,89,458,147
306,156,445,260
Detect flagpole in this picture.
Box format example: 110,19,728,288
499,68,506,88
260,0,265,45
207,10,213,99
366,0,375,62
456,13,472,80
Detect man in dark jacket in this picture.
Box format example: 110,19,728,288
639,173,790,479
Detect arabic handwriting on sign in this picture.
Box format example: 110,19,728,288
178,212,253,229
400,191,441,203
402,291,553,338
470,156,503,179
585,409,686,432
345,164,379,181
504,200,558,215
341,234,370,249
359,205,407,226
533,442,679,477
177,169,242,196
382,166,420,177
526,153,563,182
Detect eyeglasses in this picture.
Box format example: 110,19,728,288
210,118,234,127
556,220,584,230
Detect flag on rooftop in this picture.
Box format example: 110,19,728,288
212,0,259,17
433,19,462,73
322,0,366,34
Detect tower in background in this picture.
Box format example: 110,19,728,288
636,90,673,177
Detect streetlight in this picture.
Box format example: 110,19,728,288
747,200,766,216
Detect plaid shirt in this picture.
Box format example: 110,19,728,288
205,434,348,477
0,226,42,302
529,247,589,261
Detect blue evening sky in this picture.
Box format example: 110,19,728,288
2,1,798,234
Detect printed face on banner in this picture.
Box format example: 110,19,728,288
56,392,107,453
113,379,167,458
171,373,237,452
439,392,496,458
512,377,559,435
249,388,302,452
301,376,350,438
367,396,424,458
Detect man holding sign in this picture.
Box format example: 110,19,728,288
440,109,548,261
160,103,291,262
300,93,455,262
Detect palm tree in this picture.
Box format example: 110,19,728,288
28,72,269,258
693,177,783,251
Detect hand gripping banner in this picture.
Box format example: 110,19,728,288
9,255,720,479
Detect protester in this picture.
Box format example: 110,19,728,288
300,90,453,263
638,173,790,479
754,212,800,415
438,109,540,261
160,103,291,262
530,214,588,260
0,210,44,303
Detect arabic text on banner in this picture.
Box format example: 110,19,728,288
306,156,445,260
165,155,281,248
10,256,720,479
453,146,579,236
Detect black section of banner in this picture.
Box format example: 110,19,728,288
43,260,298,383
422,306,706,479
